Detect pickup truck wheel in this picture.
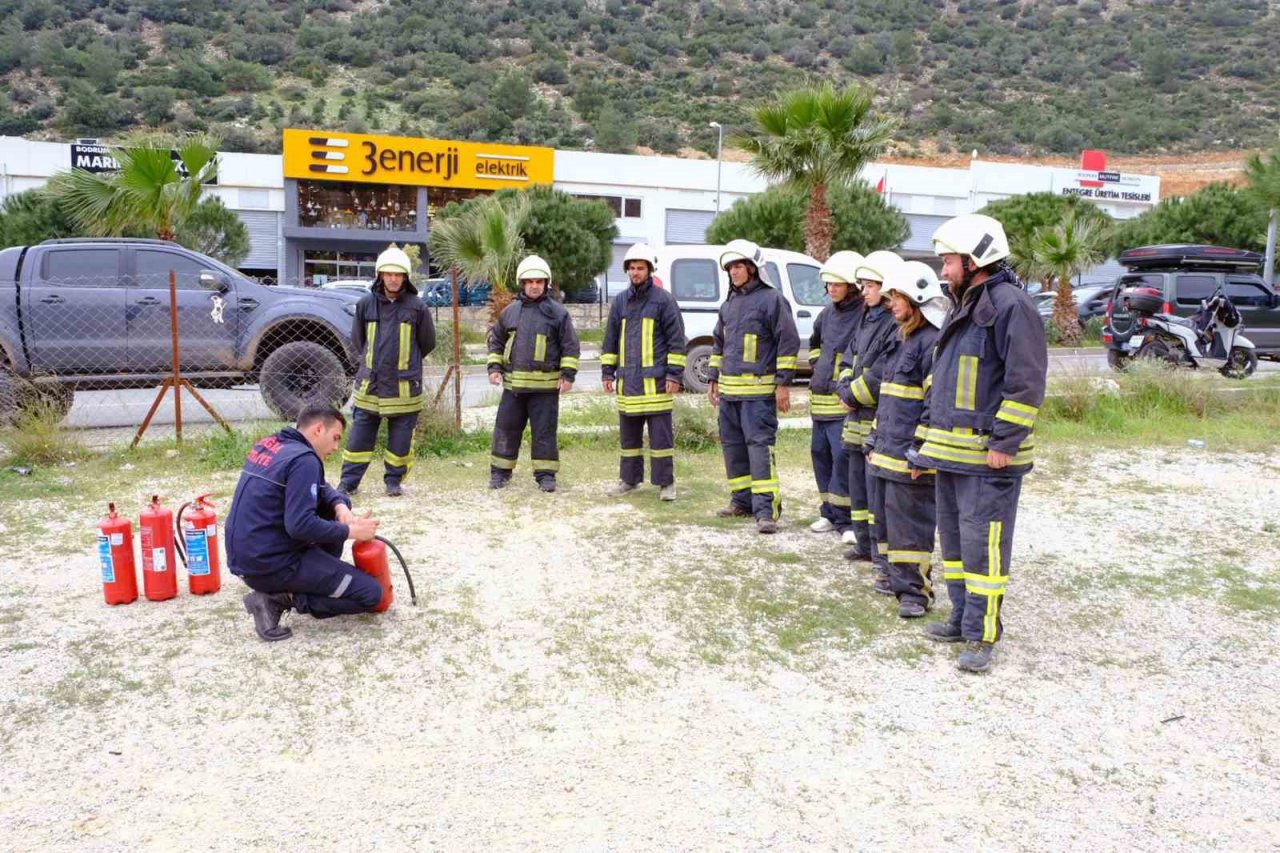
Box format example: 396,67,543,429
683,344,715,394
0,372,73,425
1219,346,1258,379
259,342,351,420
0,370,20,426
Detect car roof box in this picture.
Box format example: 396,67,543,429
1119,244,1263,271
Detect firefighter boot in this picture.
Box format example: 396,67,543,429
898,600,927,619
716,504,752,518
243,592,292,642
385,482,403,497
872,572,893,596
924,622,963,642
489,470,512,490
609,481,639,496
756,518,779,534
659,484,677,502
958,641,995,673
537,474,557,493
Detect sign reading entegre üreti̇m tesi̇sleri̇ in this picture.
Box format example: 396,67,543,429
282,129,554,191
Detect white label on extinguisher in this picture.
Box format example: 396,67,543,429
110,533,124,546
151,547,167,572
206,526,217,538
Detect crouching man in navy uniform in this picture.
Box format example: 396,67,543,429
226,404,382,642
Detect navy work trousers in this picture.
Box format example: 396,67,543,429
810,418,851,530
935,471,1022,644
718,397,780,521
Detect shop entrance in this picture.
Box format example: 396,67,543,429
303,250,378,286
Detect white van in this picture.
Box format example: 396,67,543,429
652,244,826,392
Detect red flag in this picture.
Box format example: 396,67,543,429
875,174,886,194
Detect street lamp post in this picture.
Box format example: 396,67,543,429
708,121,724,214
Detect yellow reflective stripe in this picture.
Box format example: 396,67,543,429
996,399,1039,428
920,427,988,448
743,333,757,362
667,353,687,367
923,373,933,392
504,378,559,390
719,373,777,387
868,452,910,474
956,355,979,410
353,390,424,415
398,322,411,370
942,559,965,580
502,331,515,365
384,448,412,467
487,353,504,365
751,479,780,494
534,333,546,362
642,317,655,367
559,357,579,370
776,356,797,370
531,458,560,471
984,520,1004,641
617,394,674,414
643,377,657,397
620,319,627,367
342,449,374,463
601,353,619,367
509,370,560,380
825,493,851,507
649,448,674,458
364,322,377,369
620,448,644,457
807,348,822,360
810,392,846,416
838,367,853,381
709,354,723,368
965,574,1008,594
877,542,889,555
920,442,1034,467
851,375,875,407
727,475,751,489
850,509,870,521
889,550,932,563
882,382,925,400
490,455,517,470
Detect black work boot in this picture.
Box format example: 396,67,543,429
242,592,293,642
336,482,357,498
843,546,872,562
715,504,751,518
872,572,893,596
898,600,927,619
957,641,995,673
385,482,403,497
489,470,512,490
924,622,963,642
536,474,557,493
756,517,779,534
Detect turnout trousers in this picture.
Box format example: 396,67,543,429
844,443,872,555
865,470,890,576
238,505,382,618
619,411,675,486
883,477,938,608
340,407,418,490
490,389,560,479
810,419,851,530
935,470,1022,644
718,397,781,521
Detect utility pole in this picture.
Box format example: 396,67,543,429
709,121,724,214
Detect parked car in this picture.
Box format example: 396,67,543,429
422,278,492,307
1103,244,1280,370
1035,283,1110,327
0,238,361,421
652,243,823,392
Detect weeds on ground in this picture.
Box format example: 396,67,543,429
0,398,90,467
414,388,489,457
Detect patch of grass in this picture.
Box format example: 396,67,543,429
0,398,91,467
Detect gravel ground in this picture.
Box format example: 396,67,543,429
1,444,1278,851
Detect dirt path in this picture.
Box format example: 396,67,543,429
1,445,1277,850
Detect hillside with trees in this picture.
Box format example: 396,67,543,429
1,0,1278,158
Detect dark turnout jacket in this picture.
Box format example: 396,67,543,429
225,427,352,577
836,303,897,446
487,290,581,392
601,277,688,415
807,292,863,421
915,267,1048,476
351,278,436,416
866,324,940,483
707,277,801,399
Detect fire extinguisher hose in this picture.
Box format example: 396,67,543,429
376,535,417,606
174,501,192,568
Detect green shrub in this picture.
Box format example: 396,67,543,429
674,398,719,452
0,397,89,467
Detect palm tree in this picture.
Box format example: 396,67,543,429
737,83,895,261
429,194,529,321
46,134,220,241
1027,212,1109,346
1243,149,1280,285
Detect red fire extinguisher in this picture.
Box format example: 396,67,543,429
138,495,178,602
98,502,138,606
352,536,416,613
175,494,222,596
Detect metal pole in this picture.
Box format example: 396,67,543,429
1265,208,1277,287
450,264,462,428
169,269,183,447
709,122,724,214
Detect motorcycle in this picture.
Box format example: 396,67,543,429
1119,285,1258,378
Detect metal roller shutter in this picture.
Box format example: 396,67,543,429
902,213,950,253
665,209,716,245
236,210,281,271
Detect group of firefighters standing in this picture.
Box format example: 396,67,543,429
246,213,1044,673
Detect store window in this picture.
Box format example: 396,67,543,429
297,181,417,230
304,251,377,286
574,194,643,219
426,186,488,222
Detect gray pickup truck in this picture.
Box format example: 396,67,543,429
0,238,361,421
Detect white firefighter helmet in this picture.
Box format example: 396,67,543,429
855,250,904,284
884,260,950,329
719,239,765,272
932,213,1010,267
516,254,552,282
623,243,658,271
819,250,865,287
375,246,412,276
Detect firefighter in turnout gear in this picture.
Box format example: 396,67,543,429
836,250,902,581
601,243,687,501
806,250,865,537
864,261,948,619
707,239,801,534
917,213,1047,673
339,246,436,498
487,255,581,492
